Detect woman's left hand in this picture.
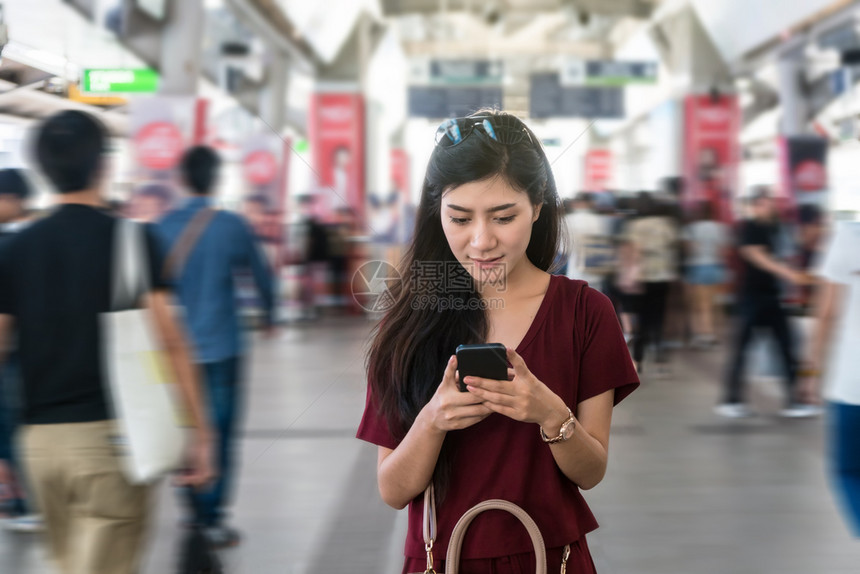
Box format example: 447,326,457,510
464,347,569,429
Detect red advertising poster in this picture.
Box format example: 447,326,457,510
390,148,409,197
240,134,289,251
583,149,612,192
127,96,206,222
387,148,413,244
682,94,740,223
244,150,279,186
134,122,184,171
309,92,366,224
778,136,828,211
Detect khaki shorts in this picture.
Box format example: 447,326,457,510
20,420,156,574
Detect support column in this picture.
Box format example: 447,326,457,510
259,48,289,132
159,0,205,95
777,44,811,136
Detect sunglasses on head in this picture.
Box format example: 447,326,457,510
434,114,532,147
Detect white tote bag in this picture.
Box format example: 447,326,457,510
102,218,186,484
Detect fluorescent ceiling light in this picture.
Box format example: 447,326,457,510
3,41,78,80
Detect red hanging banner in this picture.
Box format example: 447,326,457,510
583,149,612,192
682,94,740,223
309,92,366,225
779,135,828,199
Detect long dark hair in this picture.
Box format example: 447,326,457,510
366,110,565,495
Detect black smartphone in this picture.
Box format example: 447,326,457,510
455,343,508,392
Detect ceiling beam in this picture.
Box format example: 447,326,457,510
401,39,607,57
382,0,657,19
226,0,320,73
0,89,128,136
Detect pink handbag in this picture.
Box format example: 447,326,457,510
411,484,571,574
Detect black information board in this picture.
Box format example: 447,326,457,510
529,73,624,119
585,60,657,83
428,60,503,83
408,86,504,119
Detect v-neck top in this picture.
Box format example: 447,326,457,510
357,275,640,559
513,273,556,355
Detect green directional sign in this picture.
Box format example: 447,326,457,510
82,69,159,93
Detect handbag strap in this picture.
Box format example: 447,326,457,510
445,499,547,574
422,484,437,573
421,486,569,574
111,218,149,311
162,207,217,281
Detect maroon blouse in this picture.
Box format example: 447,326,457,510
356,275,639,560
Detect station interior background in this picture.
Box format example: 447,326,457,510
1,1,860,573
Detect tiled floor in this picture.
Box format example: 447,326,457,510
1,315,859,573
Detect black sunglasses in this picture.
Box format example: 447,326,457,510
435,115,532,147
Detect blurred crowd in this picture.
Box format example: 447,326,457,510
559,185,825,415
554,182,860,535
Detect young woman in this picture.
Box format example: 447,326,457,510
682,201,729,347
621,193,679,374
356,111,639,573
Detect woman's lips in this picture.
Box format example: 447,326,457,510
470,256,503,268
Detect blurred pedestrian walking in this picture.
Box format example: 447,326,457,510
683,201,730,348
716,188,818,418
801,220,860,535
158,145,276,548
0,110,214,574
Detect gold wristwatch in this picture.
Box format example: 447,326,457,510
540,408,576,444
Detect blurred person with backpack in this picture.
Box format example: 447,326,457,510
0,110,214,574
158,146,276,548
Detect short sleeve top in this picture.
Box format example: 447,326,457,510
738,220,779,296
625,216,679,282
356,275,640,559
818,221,860,405
0,205,168,424
683,221,729,267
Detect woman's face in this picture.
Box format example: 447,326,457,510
440,175,541,288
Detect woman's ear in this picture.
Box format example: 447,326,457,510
532,202,543,223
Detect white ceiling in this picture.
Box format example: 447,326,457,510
274,0,380,63
691,0,847,63
4,0,147,79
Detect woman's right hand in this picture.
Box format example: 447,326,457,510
424,355,493,433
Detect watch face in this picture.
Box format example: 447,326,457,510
561,421,575,440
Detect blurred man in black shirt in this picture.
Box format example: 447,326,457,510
716,188,818,418
0,111,214,573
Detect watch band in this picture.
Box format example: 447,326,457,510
540,408,575,444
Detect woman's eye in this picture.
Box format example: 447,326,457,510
449,217,470,225
495,215,516,224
